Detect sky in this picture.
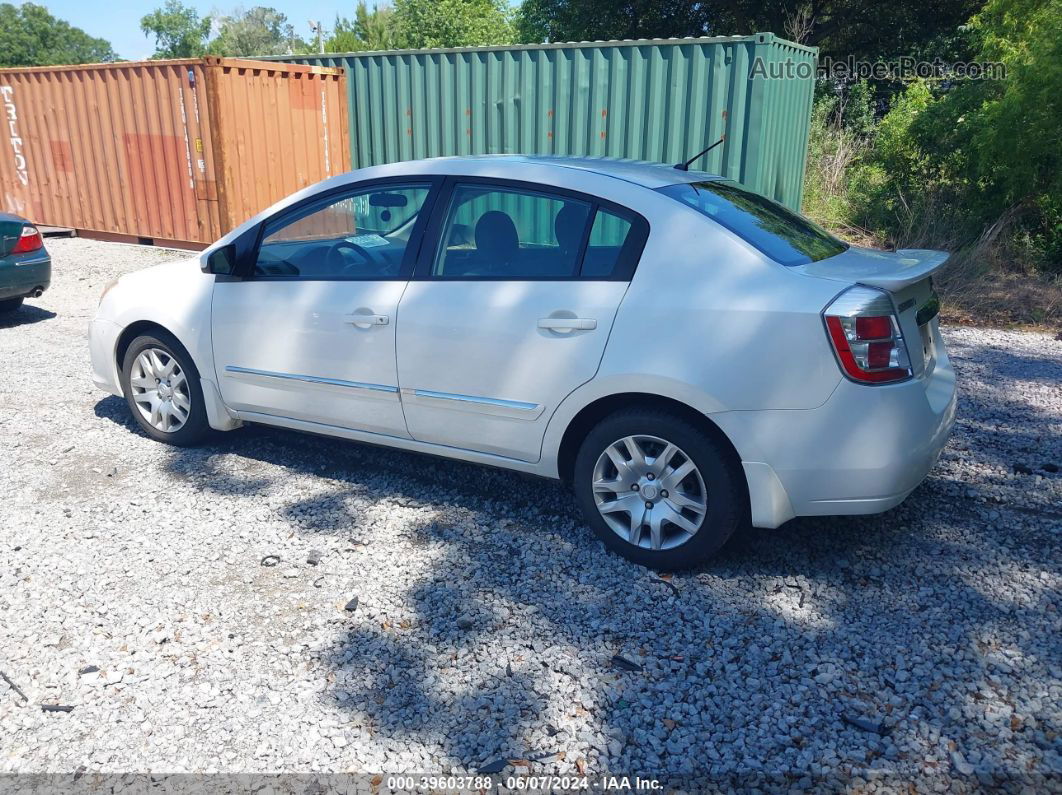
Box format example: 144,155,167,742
44,0,348,61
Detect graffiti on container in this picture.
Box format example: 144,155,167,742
189,73,207,178
0,86,29,187
320,88,330,176
177,87,196,189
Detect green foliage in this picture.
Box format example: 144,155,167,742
206,6,310,57
327,0,514,52
969,0,1062,262
0,2,115,66
516,0,709,45
802,87,879,234
326,2,399,52
803,0,1062,274
840,80,876,139
869,81,934,192
515,0,980,62
802,93,845,228
325,0,513,52
392,0,514,49
140,0,211,59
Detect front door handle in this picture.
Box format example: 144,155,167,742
346,313,389,329
538,317,597,331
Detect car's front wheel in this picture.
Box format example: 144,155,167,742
120,331,209,446
0,297,24,313
573,409,744,569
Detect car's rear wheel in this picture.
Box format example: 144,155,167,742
0,297,24,313
120,331,209,446
573,409,744,569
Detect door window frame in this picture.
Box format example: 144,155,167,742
232,176,444,281
413,176,650,282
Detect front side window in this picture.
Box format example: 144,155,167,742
255,184,431,279
657,180,847,266
433,185,593,279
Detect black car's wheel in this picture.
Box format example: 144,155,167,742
120,331,209,446
574,408,744,569
0,297,24,313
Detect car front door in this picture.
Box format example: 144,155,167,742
211,179,438,436
396,179,648,461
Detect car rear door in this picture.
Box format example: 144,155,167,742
211,178,439,436
395,178,648,461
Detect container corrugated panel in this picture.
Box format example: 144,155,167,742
206,59,350,235
0,59,217,245
0,57,350,247
261,33,816,209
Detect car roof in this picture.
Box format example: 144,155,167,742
404,155,727,189
0,212,28,224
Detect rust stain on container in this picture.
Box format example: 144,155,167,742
0,57,349,248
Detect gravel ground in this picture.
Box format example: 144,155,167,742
1,238,1060,788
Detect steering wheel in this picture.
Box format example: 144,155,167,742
326,240,388,276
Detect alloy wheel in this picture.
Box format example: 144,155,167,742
129,348,191,433
592,434,708,551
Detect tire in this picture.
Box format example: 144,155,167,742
0,296,24,313
120,331,210,446
573,408,745,569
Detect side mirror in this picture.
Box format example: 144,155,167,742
202,244,236,275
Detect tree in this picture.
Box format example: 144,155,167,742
207,6,309,57
392,0,514,49
0,2,115,66
517,0,709,45
964,0,1062,262
326,2,399,52
141,0,211,58
515,0,983,63
827,0,1062,271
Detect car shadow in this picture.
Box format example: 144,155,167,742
89,323,1060,783
139,414,1056,783
158,415,1056,782
0,304,56,328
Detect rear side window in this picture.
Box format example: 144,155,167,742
430,183,645,280
582,210,633,278
657,181,847,266
433,185,591,279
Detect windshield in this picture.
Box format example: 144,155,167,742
657,181,848,266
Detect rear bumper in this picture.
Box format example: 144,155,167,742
715,346,957,528
0,256,51,300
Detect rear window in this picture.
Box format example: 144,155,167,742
657,180,847,266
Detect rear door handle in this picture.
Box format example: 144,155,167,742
538,317,597,331
346,313,389,328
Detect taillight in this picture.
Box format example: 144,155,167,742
11,225,43,254
823,286,912,384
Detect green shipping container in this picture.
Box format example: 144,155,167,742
261,33,817,210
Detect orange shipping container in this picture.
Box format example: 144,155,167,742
0,57,350,248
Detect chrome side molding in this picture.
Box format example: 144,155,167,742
405,388,543,420
223,366,543,420
224,365,398,394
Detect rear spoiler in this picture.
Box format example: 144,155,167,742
794,247,950,292
873,249,951,291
